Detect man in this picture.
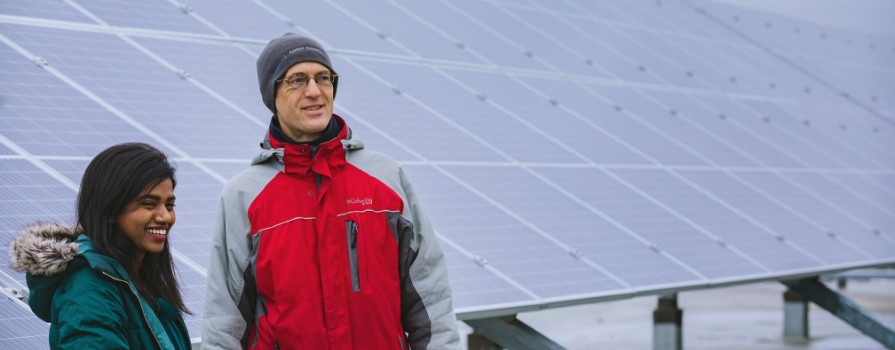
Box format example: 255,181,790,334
202,33,460,349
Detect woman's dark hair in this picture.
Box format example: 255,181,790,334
77,142,188,314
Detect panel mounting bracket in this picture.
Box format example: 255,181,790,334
465,315,566,350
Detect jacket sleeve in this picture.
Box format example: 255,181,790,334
397,167,461,350
202,192,253,350
54,271,130,350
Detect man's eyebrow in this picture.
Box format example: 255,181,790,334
288,70,330,77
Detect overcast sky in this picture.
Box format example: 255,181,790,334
708,0,895,37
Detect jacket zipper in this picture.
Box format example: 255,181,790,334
309,145,322,191
346,220,360,292
101,271,164,350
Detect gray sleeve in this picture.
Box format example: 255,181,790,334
202,189,253,349
397,167,461,350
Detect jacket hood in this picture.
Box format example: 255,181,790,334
254,114,364,166
9,223,89,322
9,222,81,276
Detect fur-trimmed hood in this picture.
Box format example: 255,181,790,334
8,223,127,322
9,222,81,276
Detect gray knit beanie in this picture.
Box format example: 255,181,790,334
257,33,337,115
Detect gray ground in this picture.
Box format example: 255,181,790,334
460,279,895,349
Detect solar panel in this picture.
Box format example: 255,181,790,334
0,292,48,349
1,0,892,348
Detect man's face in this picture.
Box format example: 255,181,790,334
274,61,335,142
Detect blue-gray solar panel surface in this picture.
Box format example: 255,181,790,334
1,0,893,347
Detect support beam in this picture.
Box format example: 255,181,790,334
783,278,895,349
783,288,809,341
653,293,683,350
465,315,566,350
467,332,501,350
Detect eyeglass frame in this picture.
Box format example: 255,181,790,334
276,72,338,90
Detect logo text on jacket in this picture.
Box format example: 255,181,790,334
346,198,373,206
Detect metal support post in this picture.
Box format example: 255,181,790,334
653,293,683,350
783,288,809,341
783,277,895,349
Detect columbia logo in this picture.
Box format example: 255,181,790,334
346,198,373,206
284,46,325,58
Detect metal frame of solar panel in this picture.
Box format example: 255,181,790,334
1,0,893,349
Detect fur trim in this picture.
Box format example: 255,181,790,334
9,222,81,276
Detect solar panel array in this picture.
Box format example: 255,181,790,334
2,0,893,347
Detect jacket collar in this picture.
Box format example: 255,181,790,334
75,234,130,280
260,114,361,177
75,235,177,350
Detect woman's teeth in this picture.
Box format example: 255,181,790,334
147,229,167,235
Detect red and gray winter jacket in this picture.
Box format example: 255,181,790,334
202,115,460,349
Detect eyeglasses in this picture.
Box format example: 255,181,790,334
277,72,337,90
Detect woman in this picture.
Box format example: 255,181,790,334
10,142,191,349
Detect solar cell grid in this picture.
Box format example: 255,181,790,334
331,113,420,163
599,87,761,167
636,0,741,54
501,6,617,79
165,161,225,268
182,0,298,40
434,240,533,310
0,0,92,24
2,25,263,160
40,159,88,187
564,1,639,26
262,0,410,57
0,160,76,284
612,168,819,271
406,66,587,164
0,35,169,158
790,173,895,232
390,0,548,71
581,84,713,166
522,0,581,16
132,37,270,125
71,0,217,35
778,105,895,168
444,164,701,287
534,167,765,279
401,165,622,299
601,25,709,89
735,171,895,259
334,0,485,65
743,100,862,169
633,30,735,90
679,169,872,265
0,295,49,349
645,91,801,168
450,0,593,77
334,57,508,163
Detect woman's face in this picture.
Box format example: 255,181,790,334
116,178,176,261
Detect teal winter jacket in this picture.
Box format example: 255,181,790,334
9,223,191,350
